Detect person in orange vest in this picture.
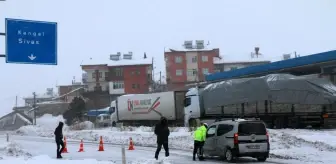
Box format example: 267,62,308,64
154,117,170,160
54,122,65,159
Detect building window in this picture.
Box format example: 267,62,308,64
175,56,182,63
105,72,109,79
92,72,96,79
176,69,183,76
230,67,238,70
187,69,198,76
98,72,102,78
113,81,124,89
214,69,220,73
202,56,208,62
202,68,209,75
115,68,123,76
132,70,140,75
192,56,197,63
132,84,140,89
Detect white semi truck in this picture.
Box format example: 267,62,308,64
184,74,336,129
110,91,186,126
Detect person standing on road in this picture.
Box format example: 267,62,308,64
193,122,207,161
54,121,64,159
154,117,170,160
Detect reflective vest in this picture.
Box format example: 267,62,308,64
194,125,207,141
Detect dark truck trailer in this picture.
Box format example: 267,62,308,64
184,74,336,129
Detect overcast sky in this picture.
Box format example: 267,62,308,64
0,0,335,117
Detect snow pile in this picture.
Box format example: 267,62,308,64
0,141,31,159
129,158,172,164
0,155,116,164
16,114,69,137
36,114,66,130
70,121,95,130
67,128,194,150
268,129,336,163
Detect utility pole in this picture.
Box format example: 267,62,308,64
33,92,36,125
151,57,154,91
159,71,162,85
15,96,17,108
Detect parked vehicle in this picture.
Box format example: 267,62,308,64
203,119,269,162
110,91,186,126
184,74,336,128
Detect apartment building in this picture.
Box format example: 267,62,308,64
81,52,152,94
164,40,220,90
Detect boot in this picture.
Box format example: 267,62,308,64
193,156,196,161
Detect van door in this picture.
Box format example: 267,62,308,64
215,124,234,156
237,121,269,153
203,125,217,155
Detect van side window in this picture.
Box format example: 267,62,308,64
217,124,233,136
184,97,191,107
206,125,217,138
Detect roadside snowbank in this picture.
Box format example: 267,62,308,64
269,129,336,163
0,155,173,164
0,141,31,159
0,155,116,164
67,128,193,150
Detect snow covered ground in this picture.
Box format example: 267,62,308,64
4,114,336,163
0,135,300,164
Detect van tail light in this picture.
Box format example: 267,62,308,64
266,132,269,143
234,133,239,144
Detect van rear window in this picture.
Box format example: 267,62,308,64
238,122,266,135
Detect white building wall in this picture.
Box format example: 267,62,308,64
82,67,109,92
109,82,125,94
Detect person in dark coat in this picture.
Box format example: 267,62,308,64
54,122,64,158
154,117,170,160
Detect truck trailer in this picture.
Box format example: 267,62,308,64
110,91,186,126
184,74,336,129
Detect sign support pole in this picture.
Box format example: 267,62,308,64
0,33,4,57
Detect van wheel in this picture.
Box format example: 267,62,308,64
225,149,236,162
257,157,267,162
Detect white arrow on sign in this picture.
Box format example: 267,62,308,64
28,54,36,60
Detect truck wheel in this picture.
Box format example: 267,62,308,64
257,157,267,162
189,119,197,128
112,122,116,127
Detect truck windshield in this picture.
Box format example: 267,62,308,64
238,122,266,135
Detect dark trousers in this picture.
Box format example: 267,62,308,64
56,140,64,157
155,142,169,159
193,141,204,159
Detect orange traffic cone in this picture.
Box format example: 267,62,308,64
128,137,135,150
78,140,84,152
98,136,104,151
62,136,69,153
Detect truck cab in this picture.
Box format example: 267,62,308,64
110,100,117,126
184,87,201,125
